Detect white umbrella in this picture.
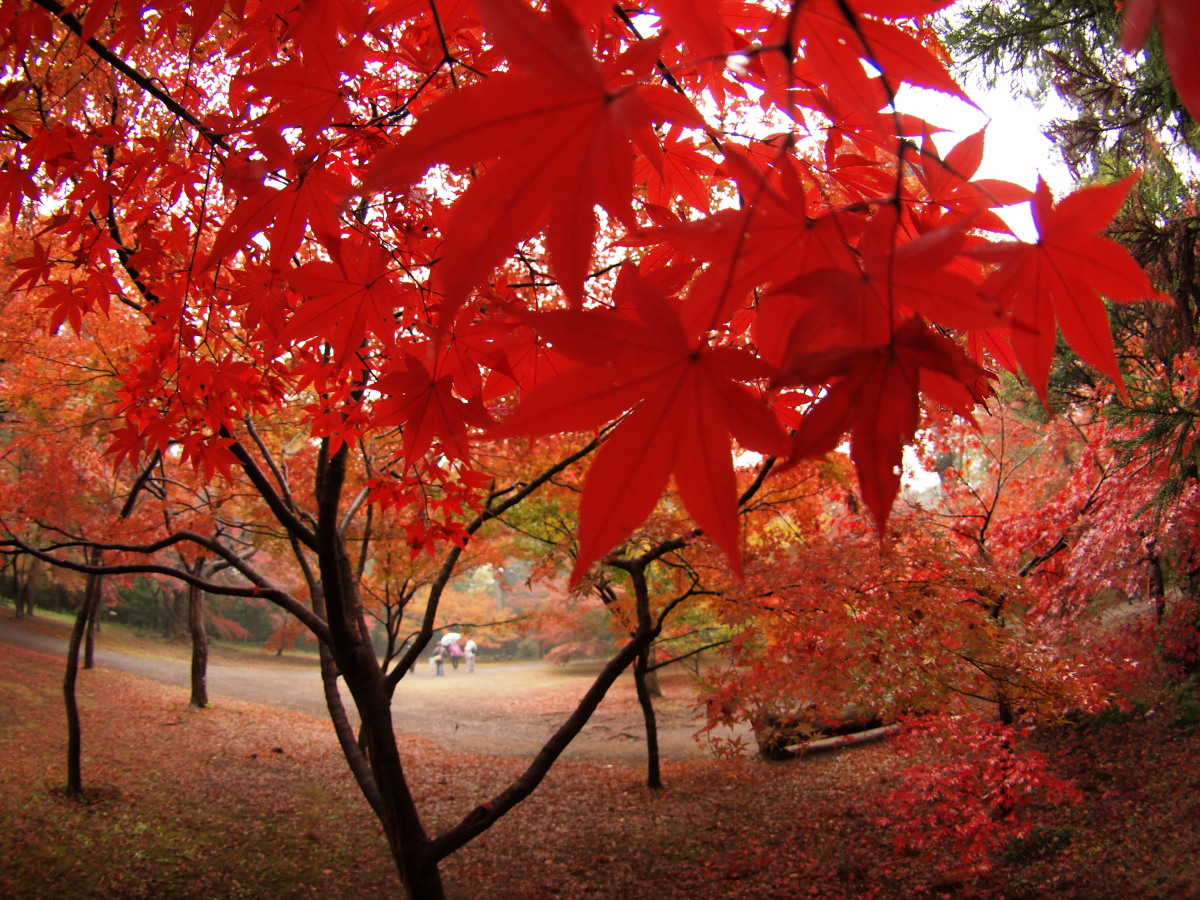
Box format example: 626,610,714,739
440,632,462,645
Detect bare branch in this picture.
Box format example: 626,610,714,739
0,530,329,641
222,428,320,550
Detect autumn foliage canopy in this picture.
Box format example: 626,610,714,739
2,0,1181,590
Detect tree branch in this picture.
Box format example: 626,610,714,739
389,437,602,685
222,428,320,550
0,530,329,641
426,631,650,860
29,0,226,149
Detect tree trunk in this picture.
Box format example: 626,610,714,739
626,563,662,790
338,647,447,900
644,644,661,697
1147,536,1167,624
187,561,209,708
64,569,101,796
313,442,446,900
634,644,662,790
776,724,902,757
11,556,25,619
17,555,40,619
320,647,387,820
84,587,99,669
997,692,1014,725
11,556,23,619
162,585,187,640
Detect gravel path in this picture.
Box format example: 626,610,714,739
0,613,730,764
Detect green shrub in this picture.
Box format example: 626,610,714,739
1072,699,1148,730
1001,825,1076,863
1169,676,1200,730
516,637,542,660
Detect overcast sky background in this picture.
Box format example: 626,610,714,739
893,76,1076,487
896,77,1075,241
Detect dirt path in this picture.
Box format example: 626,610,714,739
0,613,737,764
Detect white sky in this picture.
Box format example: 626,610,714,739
893,77,1077,487
895,78,1075,240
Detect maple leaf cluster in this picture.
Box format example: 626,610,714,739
875,715,1082,873
0,0,1183,584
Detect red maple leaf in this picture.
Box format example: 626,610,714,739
653,0,728,62
279,237,405,367
975,174,1165,402
490,269,789,582
912,129,1032,233
1122,0,1200,123
233,52,355,137
776,207,1004,353
659,145,867,332
758,0,966,127
453,308,576,399
202,157,349,271
372,347,494,466
635,124,719,215
365,0,703,319
777,317,987,534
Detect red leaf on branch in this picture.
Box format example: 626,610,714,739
762,0,967,127
280,238,405,367
1122,0,1200,123
366,0,703,319
490,270,789,581
663,147,866,332
454,311,576,398
635,124,719,214
373,348,494,466
234,52,356,137
975,175,1165,402
912,129,1032,233
202,162,349,271
653,0,727,61
778,318,987,533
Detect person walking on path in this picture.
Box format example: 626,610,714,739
464,637,477,672
448,640,464,670
432,643,445,676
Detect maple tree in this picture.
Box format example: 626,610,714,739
0,0,1192,895
944,0,1200,678
491,432,812,787
692,430,1141,865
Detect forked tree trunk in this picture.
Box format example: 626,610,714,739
314,443,447,899
296,437,635,898
321,583,655,898
335,643,447,899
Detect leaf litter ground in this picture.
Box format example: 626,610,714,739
1,616,1198,899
